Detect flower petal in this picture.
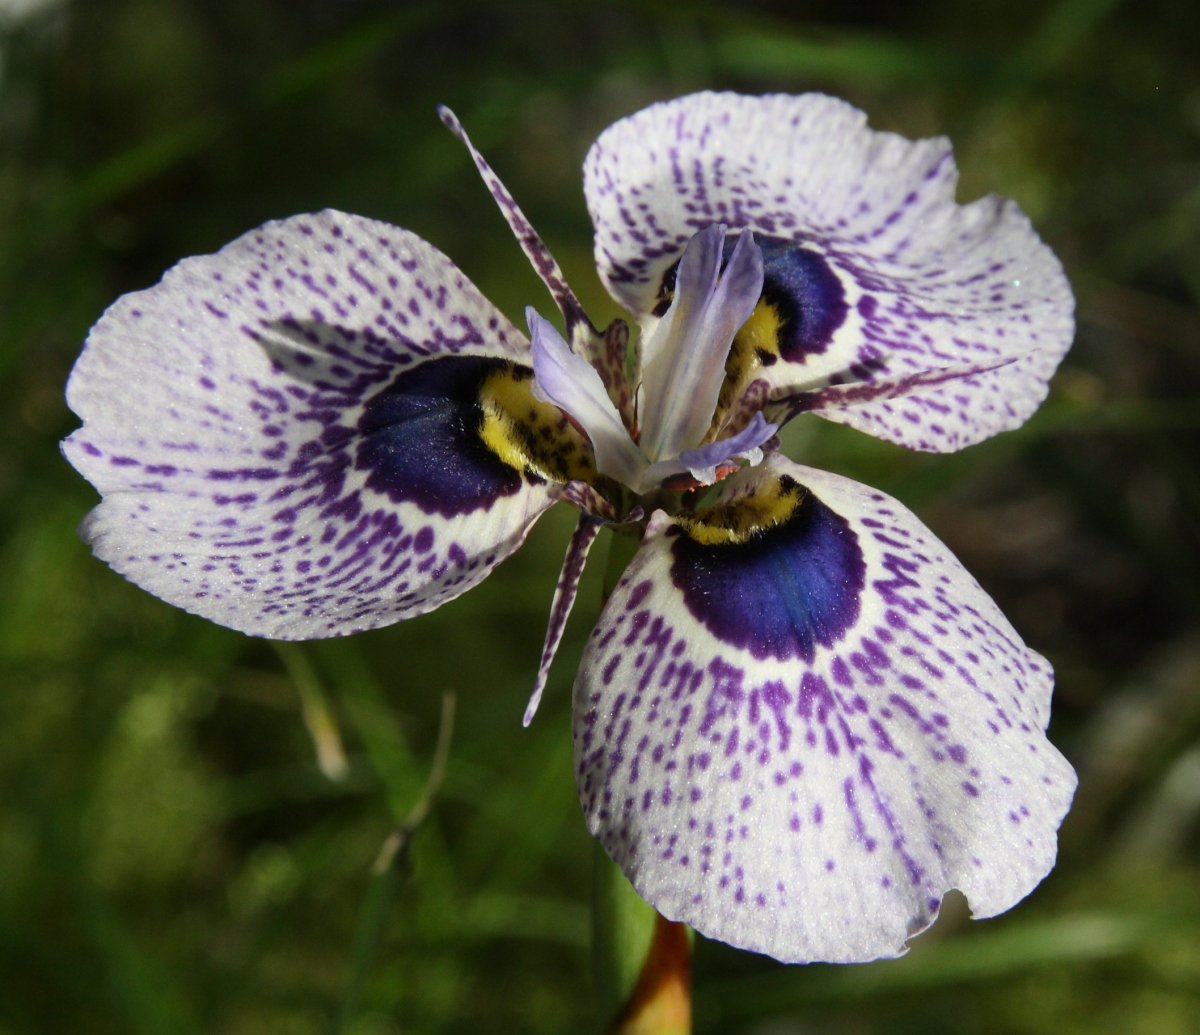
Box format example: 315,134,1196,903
527,307,646,488
638,226,764,463
63,211,567,638
673,411,777,486
573,456,1075,963
584,92,1073,451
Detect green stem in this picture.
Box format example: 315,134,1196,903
592,845,692,1034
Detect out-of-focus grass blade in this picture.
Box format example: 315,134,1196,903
276,643,349,781
259,5,440,106
331,693,455,1035
25,772,204,1035
309,639,427,821
464,892,590,948
451,709,578,890
711,28,971,89
28,6,440,235
1108,178,1200,283
1004,0,1128,81
71,875,204,1035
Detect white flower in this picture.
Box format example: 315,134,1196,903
63,92,1076,964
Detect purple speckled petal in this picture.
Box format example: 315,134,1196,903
573,455,1075,963
63,211,560,639
584,92,1074,452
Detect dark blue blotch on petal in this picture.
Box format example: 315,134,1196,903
356,355,523,517
669,488,865,661
751,236,848,362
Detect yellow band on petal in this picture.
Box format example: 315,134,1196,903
478,365,596,483
733,298,785,366
709,298,783,434
674,472,803,545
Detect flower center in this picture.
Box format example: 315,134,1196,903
527,225,778,497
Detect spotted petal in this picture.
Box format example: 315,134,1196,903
573,455,1075,963
584,92,1074,451
63,211,576,638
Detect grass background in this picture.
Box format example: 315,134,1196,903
2,0,1199,1031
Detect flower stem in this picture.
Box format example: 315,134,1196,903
592,844,692,1035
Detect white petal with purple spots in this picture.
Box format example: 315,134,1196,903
64,211,558,638
584,92,1074,452
573,455,1075,963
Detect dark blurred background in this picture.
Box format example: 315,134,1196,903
2,0,1198,1032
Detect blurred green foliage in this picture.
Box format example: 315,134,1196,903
2,0,1199,1032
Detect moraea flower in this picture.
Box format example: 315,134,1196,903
63,92,1076,963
